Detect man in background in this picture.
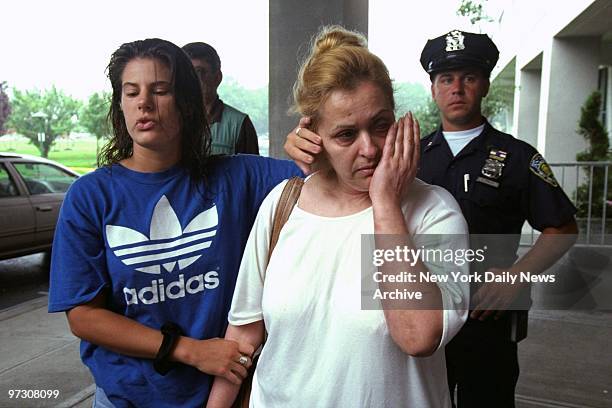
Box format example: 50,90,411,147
183,42,259,155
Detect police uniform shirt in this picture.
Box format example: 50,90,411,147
417,120,576,239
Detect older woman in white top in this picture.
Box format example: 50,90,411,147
208,25,469,408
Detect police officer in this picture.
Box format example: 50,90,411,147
416,30,577,408
283,29,578,407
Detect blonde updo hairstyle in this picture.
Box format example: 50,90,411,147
292,25,394,131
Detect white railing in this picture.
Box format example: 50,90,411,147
522,161,612,247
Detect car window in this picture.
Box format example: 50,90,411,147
0,164,19,197
13,162,78,195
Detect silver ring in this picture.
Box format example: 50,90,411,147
238,355,248,366
295,127,302,136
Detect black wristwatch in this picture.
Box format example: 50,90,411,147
153,322,182,375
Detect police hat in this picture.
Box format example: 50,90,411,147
420,30,499,76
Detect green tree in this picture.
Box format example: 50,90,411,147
80,91,111,154
414,99,441,137
457,0,494,26
575,91,610,218
0,82,10,135
394,82,440,137
482,80,513,119
394,82,429,115
218,78,268,135
7,86,81,157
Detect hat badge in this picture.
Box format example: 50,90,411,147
445,30,465,52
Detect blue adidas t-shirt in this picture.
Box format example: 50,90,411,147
48,155,301,407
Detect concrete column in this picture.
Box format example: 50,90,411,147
514,68,541,148
268,0,368,158
538,37,600,162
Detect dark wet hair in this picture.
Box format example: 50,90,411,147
182,42,221,73
98,38,210,181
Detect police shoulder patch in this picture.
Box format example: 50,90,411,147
529,153,558,187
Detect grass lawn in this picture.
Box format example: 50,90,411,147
0,137,98,174
2,134,271,175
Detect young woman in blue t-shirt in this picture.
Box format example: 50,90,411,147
48,38,299,407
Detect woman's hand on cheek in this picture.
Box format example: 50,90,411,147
369,112,420,207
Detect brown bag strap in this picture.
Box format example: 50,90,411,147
268,177,304,260
232,177,303,408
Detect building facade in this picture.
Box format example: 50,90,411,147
493,0,612,162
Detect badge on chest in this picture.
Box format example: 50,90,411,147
476,149,507,188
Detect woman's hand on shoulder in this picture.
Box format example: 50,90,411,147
173,337,254,385
369,112,420,208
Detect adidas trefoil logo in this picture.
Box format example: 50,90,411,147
106,195,218,274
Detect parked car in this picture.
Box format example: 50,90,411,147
0,153,80,260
